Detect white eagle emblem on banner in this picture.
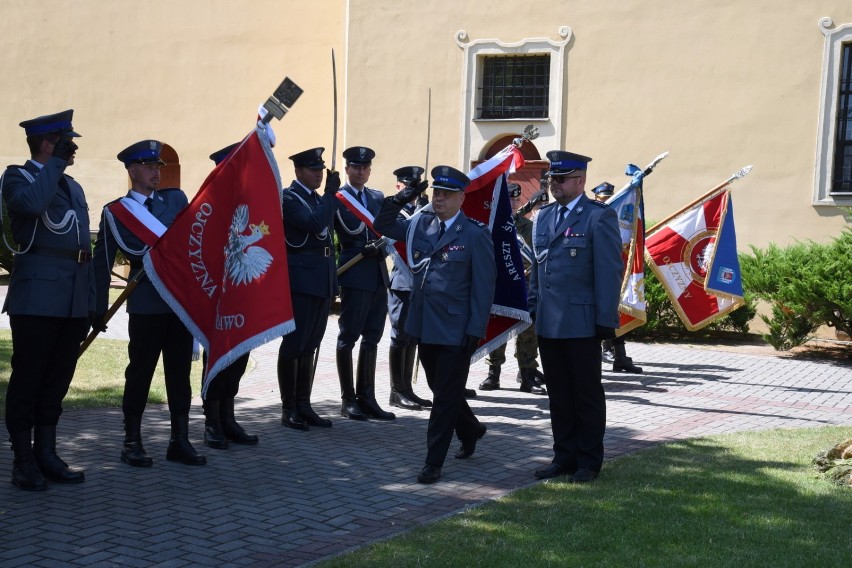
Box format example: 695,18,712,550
224,204,273,286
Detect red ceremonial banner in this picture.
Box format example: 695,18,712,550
144,126,295,393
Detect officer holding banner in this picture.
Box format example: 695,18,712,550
374,166,495,484
2,109,91,490
334,146,395,421
198,143,259,450
277,148,340,430
93,140,206,468
528,151,621,483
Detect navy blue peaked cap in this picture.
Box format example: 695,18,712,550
592,182,615,196
430,165,470,192
393,165,425,183
545,150,592,176
117,140,166,167
289,147,325,169
210,143,239,165
343,146,375,165
19,109,80,137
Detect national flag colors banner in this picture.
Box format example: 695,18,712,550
144,126,295,393
607,163,647,335
463,144,530,360
645,189,744,331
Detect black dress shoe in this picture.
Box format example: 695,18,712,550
455,424,487,459
570,468,599,483
534,462,575,479
417,464,442,484
464,388,477,398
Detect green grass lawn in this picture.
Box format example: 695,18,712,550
320,426,852,568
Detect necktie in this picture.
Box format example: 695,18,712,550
559,205,568,223
144,197,153,212
360,191,369,209
438,221,446,240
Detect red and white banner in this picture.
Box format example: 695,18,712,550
645,189,744,331
335,190,410,272
144,126,295,393
464,145,530,360
106,198,166,247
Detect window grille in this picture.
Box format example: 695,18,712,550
479,55,550,119
831,43,852,194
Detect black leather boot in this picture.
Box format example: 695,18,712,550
220,397,259,444
202,399,229,449
9,430,47,491
166,414,207,466
121,414,153,467
356,345,395,421
33,424,84,483
519,368,547,395
479,365,501,390
296,353,332,428
613,343,643,374
403,344,432,408
389,345,421,410
338,348,367,420
277,356,308,430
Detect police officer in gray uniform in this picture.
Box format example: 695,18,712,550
94,140,206,468
387,166,432,411
278,148,341,430
528,151,622,483
2,109,91,490
374,166,496,484
334,146,395,421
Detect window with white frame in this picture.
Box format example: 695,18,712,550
814,17,852,206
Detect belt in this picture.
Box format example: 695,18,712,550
28,246,92,264
287,246,333,257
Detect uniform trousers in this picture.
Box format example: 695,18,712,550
279,292,330,358
419,343,482,467
124,313,193,417
337,286,387,350
387,289,415,348
537,336,606,472
202,352,250,399
5,315,88,433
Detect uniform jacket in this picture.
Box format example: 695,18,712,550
334,184,389,292
93,188,188,315
388,203,416,292
528,193,622,339
1,158,95,317
281,180,338,298
374,205,496,346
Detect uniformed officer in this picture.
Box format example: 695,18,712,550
277,148,341,430
387,166,432,411
528,151,622,483
93,140,206,467
592,181,643,374
199,143,259,449
334,146,395,421
374,165,496,484
2,109,91,490
480,182,546,396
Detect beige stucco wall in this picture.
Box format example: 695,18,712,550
345,0,852,249
0,0,344,223
1,1,850,250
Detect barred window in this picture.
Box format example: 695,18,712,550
478,55,550,119
831,43,852,194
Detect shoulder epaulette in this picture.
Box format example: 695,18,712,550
103,197,122,208
466,217,486,228
589,199,608,208
539,202,555,212
6,164,26,170
157,187,182,193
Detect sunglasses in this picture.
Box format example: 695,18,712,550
550,175,583,184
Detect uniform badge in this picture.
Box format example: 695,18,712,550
441,252,449,261
148,140,157,150
570,249,577,257
414,251,421,260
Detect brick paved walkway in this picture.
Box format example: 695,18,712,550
1,301,850,567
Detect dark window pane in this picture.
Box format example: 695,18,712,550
831,43,852,194
478,55,550,119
